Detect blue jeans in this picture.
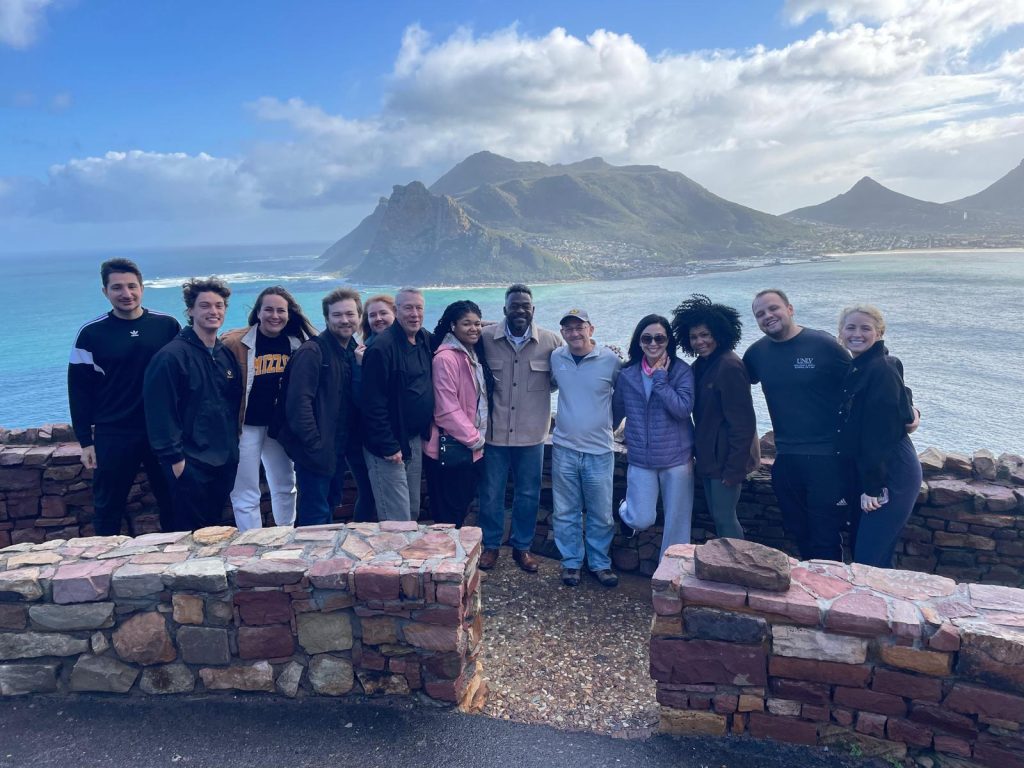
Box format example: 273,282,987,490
625,462,694,560
551,445,615,571
853,436,922,568
478,443,545,551
295,457,344,527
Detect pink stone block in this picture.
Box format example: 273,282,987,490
679,575,747,610
825,592,890,636
221,545,258,558
129,551,189,565
308,558,355,590
400,570,422,599
235,559,306,587
354,563,401,601
403,621,461,652
889,599,923,640
432,560,466,583
651,557,682,590
653,592,683,616
435,582,464,607
928,622,961,652
748,584,821,625
399,532,456,560
411,605,461,626
234,590,293,625
379,521,419,532
650,638,766,686
52,558,125,603
855,711,887,738
792,566,854,600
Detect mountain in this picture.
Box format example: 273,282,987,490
320,152,813,284
785,177,974,231
949,159,1024,217
319,197,389,271
344,182,575,285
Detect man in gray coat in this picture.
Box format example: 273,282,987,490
477,284,563,572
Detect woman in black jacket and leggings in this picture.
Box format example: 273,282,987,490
835,305,922,568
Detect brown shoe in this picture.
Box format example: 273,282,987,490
512,549,539,573
479,548,499,570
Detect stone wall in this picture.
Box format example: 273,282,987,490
0,521,485,707
649,540,1024,767
2,425,1024,587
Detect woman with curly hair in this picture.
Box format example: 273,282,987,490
422,300,492,526
672,295,759,540
222,286,318,530
612,314,695,559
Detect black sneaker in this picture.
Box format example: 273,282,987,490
561,567,581,587
593,569,619,588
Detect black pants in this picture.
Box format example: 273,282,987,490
425,456,479,528
771,453,848,562
93,430,174,535
163,459,236,532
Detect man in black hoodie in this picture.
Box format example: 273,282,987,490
274,287,359,526
361,287,433,521
144,277,242,532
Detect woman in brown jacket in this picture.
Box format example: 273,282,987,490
221,286,318,530
672,295,759,540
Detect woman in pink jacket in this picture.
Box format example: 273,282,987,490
424,300,493,527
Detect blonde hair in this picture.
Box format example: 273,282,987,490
838,304,886,337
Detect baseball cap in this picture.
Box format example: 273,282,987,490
559,308,591,325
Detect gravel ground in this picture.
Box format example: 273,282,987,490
477,547,660,737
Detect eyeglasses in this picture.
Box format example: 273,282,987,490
640,334,668,345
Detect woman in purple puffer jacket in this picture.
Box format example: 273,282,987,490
612,314,695,560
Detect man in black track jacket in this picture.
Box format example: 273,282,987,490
68,258,180,535
144,277,242,531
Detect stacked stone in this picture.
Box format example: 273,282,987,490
3,429,1023,585
650,538,1024,766
0,522,485,710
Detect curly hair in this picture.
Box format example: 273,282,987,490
671,294,743,356
625,314,678,368
430,300,494,402
247,286,318,341
182,277,230,325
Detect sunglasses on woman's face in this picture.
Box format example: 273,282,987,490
641,334,668,345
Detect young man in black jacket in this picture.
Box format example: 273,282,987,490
69,258,180,535
274,287,360,526
361,287,433,521
144,277,242,532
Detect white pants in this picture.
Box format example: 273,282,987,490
230,425,296,530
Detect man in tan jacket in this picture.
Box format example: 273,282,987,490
478,284,563,572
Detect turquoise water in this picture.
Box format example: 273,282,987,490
1,245,1021,454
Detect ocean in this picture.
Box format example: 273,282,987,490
1,244,1021,455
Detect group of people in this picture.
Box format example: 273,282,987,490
69,258,922,589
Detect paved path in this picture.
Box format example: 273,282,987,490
1,695,875,768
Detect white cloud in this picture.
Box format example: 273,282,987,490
20,150,262,221
0,0,55,48
5,2,1024,232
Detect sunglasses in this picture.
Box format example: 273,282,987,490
640,334,668,345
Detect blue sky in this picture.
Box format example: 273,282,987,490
2,0,1023,252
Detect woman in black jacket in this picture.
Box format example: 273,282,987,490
835,305,922,567
671,295,759,540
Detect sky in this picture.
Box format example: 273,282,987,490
2,0,1023,253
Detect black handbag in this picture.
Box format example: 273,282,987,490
437,428,473,469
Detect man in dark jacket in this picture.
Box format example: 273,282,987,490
361,287,433,521
274,287,360,526
144,277,242,532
